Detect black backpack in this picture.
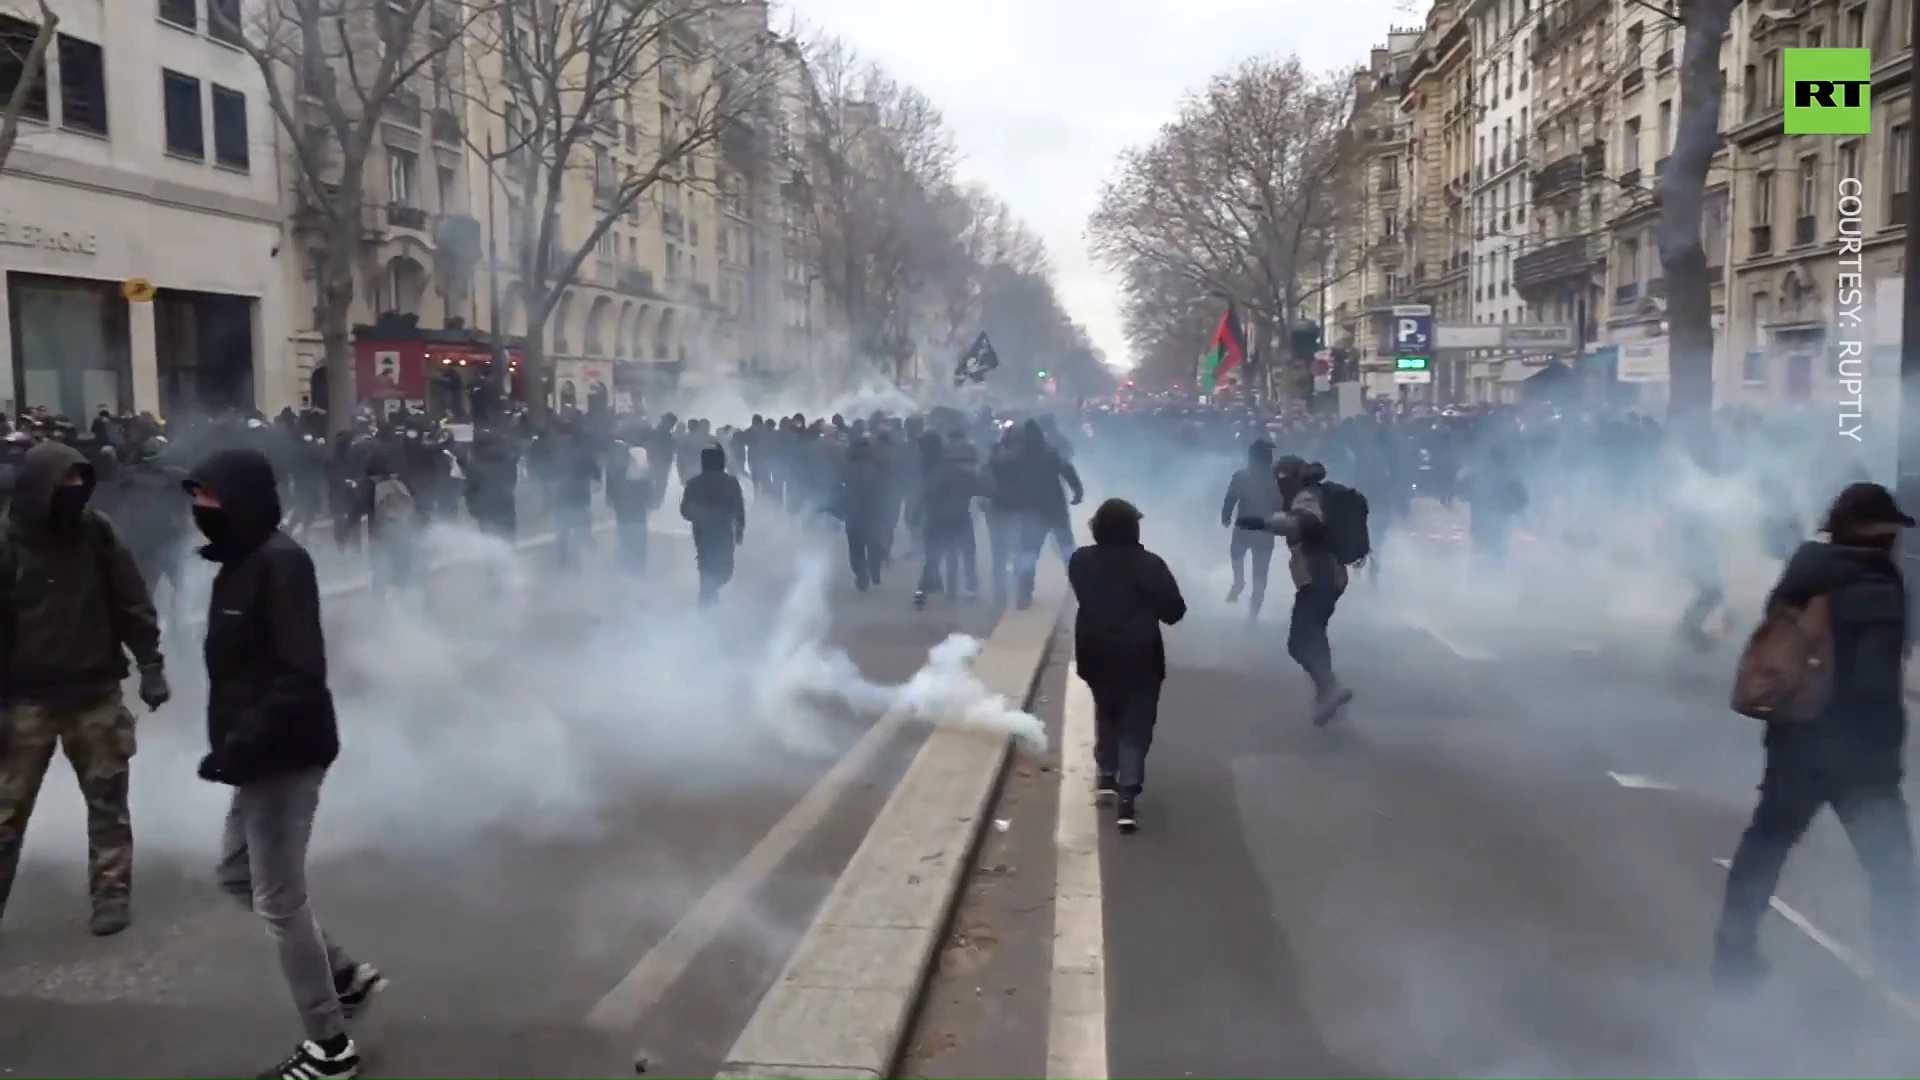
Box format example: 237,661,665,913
1318,482,1371,565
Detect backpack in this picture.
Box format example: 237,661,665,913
1730,595,1833,723
1318,482,1371,565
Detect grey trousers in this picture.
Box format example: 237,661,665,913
216,767,353,1043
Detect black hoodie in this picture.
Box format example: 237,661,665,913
1066,502,1186,682
2,440,163,704
188,448,338,783
1763,539,1908,783
680,445,746,544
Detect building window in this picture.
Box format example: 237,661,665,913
0,14,49,124
437,164,457,211
208,0,242,46
388,148,417,205
56,34,106,136
162,69,204,159
1752,172,1773,226
158,0,197,30
1890,125,1910,223
1839,140,1860,182
211,84,248,169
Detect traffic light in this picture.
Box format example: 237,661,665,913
1036,368,1049,379
1394,355,1430,373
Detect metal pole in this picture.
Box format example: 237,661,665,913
1898,0,1920,613
485,131,505,408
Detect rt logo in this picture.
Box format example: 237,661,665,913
1785,48,1871,135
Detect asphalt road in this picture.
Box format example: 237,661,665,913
911,497,1920,1079
0,502,999,1078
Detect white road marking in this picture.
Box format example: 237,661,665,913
1046,675,1109,1080
1709,856,1920,1022
1404,612,1496,662
584,704,909,1032
1608,771,1680,791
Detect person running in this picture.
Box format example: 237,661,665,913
185,447,386,1079
1220,438,1283,620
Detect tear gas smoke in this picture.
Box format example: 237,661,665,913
17,519,1042,869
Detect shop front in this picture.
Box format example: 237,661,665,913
0,170,283,420
352,316,526,423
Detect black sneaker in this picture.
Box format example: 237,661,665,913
1312,687,1354,727
88,898,131,937
258,1039,360,1079
1096,775,1119,802
1116,795,1138,834
334,963,388,1022
1226,582,1243,603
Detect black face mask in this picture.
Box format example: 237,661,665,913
48,485,89,534
192,505,227,544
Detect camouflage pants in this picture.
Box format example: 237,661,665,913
0,691,137,916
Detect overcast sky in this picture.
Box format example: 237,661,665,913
780,0,1410,371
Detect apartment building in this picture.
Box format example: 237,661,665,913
1396,0,1475,399
1467,0,1535,400
1595,0,1737,409
1325,29,1420,398
0,0,287,420
1723,0,1907,416
1512,0,1611,358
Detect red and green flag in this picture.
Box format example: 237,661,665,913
1196,305,1248,396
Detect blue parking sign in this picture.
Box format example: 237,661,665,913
1391,304,1433,354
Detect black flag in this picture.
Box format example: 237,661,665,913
954,332,1000,385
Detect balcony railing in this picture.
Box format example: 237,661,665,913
388,90,423,128
1654,156,1669,177
386,203,429,231
1615,281,1640,304
1621,67,1645,92
432,108,461,145
1620,167,1642,188
619,266,656,296
1532,142,1605,201
1657,48,1673,70
1892,199,1911,227
1750,224,1773,255
1512,235,1600,292
1794,214,1816,246
1707,264,1725,283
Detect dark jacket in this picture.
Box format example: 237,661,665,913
834,441,890,530
190,448,339,784
681,446,746,545
1763,540,1908,784
2,440,163,705
1066,510,1186,682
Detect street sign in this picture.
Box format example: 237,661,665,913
1500,324,1576,350
1393,369,1434,385
1391,304,1433,355
1394,355,1430,372
122,278,155,304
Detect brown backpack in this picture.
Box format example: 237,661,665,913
1730,595,1834,723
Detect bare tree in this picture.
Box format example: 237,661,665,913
235,0,481,430
926,183,1048,359
790,38,964,388
0,0,57,171
1117,258,1226,389
465,0,780,422
1657,0,1735,424
1089,55,1354,394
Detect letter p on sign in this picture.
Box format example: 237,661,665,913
1785,48,1872,135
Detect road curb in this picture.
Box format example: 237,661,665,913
716,572,1066,1080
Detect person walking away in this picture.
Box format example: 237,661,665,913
913,433,986,609
547,420,601,573
604,431,655,578
0,440,171,937
1067,498,1186,833
1236,457,1355,725
463,429,520,543
184,448,386,1079
1221,439,1283,619
1714,482,1917,991
1464,445,1528,569
1004,420,1083,610
834,436,889,592
681,445,745,605
104,437,192,633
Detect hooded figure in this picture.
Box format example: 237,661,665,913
680,444,746,605
998,419,1084,609
183,447,387,1079
1715,482,1918,991
1237,455,1352,725
835,436,890,591
1221,439,1283,619
0,439,169,938
1066,498,1185,833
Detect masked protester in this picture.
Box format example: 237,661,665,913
1714,482,1918,991
1236,456,1354,725
0,441,170,938
1221,439,1283,620
185,447,387,1080
1067,498,1186,833
680,444,746,605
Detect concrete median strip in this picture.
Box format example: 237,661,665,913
716,572,1065,1080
